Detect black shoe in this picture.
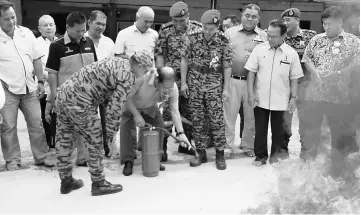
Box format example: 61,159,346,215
60,177,84,194
160,164,165,171
91,179,123,196
161,152,168,162
178,145,196,156
279,149,290,160
122,161,133,176
215,150,227,170
190,150,207,167
76,161,88,167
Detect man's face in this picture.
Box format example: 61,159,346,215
267,25,285,48
322,17,342,38
66,22,86,42
0,6,16,34
283,16,299,33
38,18,56,39
88,15,107,37
241,8,260,30
222,18,236,31
137,13,154,33
172,15,189,31
202,24,218,40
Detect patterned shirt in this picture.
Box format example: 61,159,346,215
180,30,233,91
154,20,202,73
302,31,360,104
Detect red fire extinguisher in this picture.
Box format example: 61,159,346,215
139,123,198,178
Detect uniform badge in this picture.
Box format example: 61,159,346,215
180,9,185,16
299,40,305,46
289,10,294,16
213,17,218,24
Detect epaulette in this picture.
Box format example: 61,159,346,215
189,20,202,27
160,22,174,31
187,28,202,36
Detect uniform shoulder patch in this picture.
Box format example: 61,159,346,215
189,20,202,27
161,22,174,30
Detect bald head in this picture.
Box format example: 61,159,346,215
135,6,155,33
38,15,56,40
158,67,175,88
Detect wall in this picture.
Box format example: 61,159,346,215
9,0,22,25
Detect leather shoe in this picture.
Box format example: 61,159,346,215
123,161,133,176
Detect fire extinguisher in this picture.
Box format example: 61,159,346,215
139,123,198,177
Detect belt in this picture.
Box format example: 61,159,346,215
231,75,247,80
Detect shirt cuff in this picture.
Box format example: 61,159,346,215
290,73,304,80
244,65,257,73
45,68,59,75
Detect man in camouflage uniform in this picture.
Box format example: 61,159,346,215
180,10,233,170
280,8,317,158
155,1,202,160
54,50,153,196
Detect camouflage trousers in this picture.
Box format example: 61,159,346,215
188,80,226,151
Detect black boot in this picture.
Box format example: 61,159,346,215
190,150,207,167
91,179,123,196
60,177,84,194
161,138,168,162
123,161,133,176
160,164,165,171
178,145,196,155
215,150,226,170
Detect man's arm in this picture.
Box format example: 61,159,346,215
223,67,231,92
33,58,44,81
168,84,184,133
155,26,166,68
180,57,188,87
113,30,126,55
244,46,260,107
45,43,61,103
222,38,234,93
180,35,190,96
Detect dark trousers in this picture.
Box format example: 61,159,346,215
39,95,56,148
254,107,284,160
99,103,109,156
239,103,244,138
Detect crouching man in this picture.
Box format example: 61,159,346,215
120,67,191,176
52,50,154,196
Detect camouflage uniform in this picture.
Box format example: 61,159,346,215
55,57,135,182
180,30,233,151
155,20,202,144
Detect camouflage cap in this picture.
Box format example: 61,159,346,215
281,8,301,18
169,1,188,18
131,49,154,68
201,9,221,25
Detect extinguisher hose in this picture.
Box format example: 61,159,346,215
140,123,199,158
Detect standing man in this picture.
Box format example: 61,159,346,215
0,0,54,171
155,1,201,161
246,19,303,166
224,4,267,157
54,50,153,196
180,10,233,170
280,8,316,158
301,6,359,178
222,14,239,32
114,6,158,163
45,12,97,167
85,10,116,158
36,15,58,156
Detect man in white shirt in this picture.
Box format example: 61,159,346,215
85,10,116,159
36,15,57,154
0,1,54,170
114,6,158,161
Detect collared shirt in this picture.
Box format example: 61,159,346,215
154,20,202,73
0,26,44,94
225,24,267,76
181,30,233,91
36,35,58,94
0,81,4,109
113,23,158,59
245,42,303,111
284,28,316,60
302,31,360,104
84,31,114,60
45,32,97,87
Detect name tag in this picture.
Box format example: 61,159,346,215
280,60,290,65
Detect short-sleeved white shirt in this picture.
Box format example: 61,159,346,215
84,32,114,60
0,26,44,94
245,42,303,111
113,23,158,59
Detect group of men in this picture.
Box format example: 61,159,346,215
0,0,359,196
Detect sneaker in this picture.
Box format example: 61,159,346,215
60,177,84,194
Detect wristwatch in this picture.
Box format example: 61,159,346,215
38,80,45,85
290,95,298,100
176,131,185,136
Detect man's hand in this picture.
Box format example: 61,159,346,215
45,102,53,123
178,133,191,150
248,93,258,108
181,82,189,98
134,114,146,127
37,83,45,99
222,90,230,102
320,69,338,81
288,98,297,114
311,69,323,84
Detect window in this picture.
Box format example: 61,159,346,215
300,20,311,30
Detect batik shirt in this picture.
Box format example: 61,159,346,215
302,31,360,104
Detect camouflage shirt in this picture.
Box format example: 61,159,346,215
284,28,317,60
154,20,202,73
302,31,360,104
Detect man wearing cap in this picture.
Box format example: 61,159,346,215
224,4,267,157
120,67,191,176
180,10,233,170
280,8,317,159
155,1,202,160
54,50,153,196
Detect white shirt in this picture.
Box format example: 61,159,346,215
0,26,44,94
245,42,303,111
36,35,58,95
0,81,5,109
84,31,114,60
113,23,158,59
